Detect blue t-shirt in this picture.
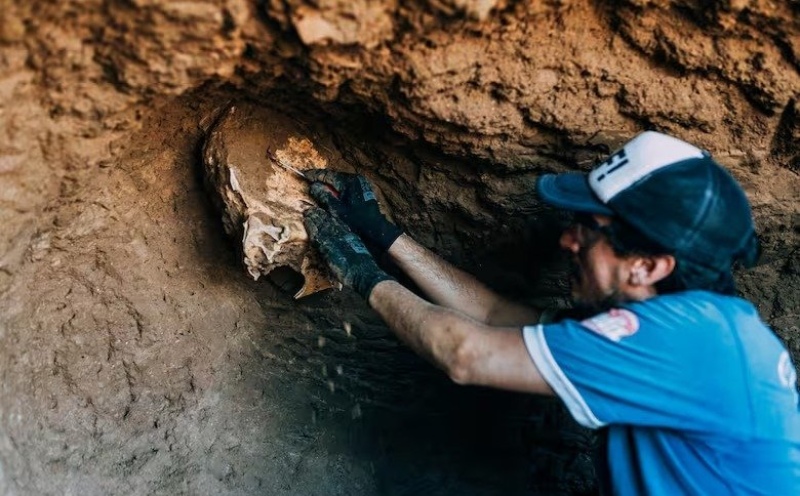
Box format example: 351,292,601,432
522,290,800,495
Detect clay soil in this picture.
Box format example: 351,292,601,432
1,1,798,495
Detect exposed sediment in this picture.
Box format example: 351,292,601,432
0,1,797,495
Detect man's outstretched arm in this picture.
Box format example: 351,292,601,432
388,234,541,326
368,279,553,394
303,169,540,326
303,206,552,395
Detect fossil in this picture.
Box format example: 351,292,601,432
202,103,339,298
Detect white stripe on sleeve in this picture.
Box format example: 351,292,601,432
522,324,606,429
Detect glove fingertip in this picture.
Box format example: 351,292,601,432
309,181,331,197
302,169,325,182
303,205,323,218
306,169,351,192
302,206,325,233
310,182,344,209
308,182,327,204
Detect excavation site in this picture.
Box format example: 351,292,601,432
0,1,798,494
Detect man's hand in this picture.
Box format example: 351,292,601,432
303,170,402,255
304,206,393,298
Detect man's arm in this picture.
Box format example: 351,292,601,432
368,279,554,395
304,207,553,394
303,170,540,326
388,234,541,326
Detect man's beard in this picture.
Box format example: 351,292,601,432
569,255,633,318
572,287,632,318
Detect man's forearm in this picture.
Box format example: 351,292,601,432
387,234,540,325
367,280,554,395
367,279,472,381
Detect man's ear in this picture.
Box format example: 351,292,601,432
629,255,676,286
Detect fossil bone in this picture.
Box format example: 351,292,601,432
202,103,339,298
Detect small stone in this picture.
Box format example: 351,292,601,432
0,10,26,44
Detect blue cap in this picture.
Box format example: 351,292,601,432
537,131,760,271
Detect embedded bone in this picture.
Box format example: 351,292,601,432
202,103,339,297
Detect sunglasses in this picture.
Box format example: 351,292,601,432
572,212,667,256
573,212,614,236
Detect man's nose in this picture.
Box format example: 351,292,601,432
559,226,581,253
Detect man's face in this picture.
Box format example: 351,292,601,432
559,214,631,312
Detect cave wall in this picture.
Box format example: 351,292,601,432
0,1,798,495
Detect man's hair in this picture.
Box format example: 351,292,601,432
603,217,737,296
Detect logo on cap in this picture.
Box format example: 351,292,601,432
588,131,706,203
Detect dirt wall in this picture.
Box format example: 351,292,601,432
0,1,798,494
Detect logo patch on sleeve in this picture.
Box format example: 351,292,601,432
580,308,640,342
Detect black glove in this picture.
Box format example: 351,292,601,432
303,169,402,255
304,206,393,299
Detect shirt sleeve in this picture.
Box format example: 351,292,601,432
522,299,747,431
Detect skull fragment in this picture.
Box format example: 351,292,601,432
202,103,340,297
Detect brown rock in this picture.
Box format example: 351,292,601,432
0,7,25,44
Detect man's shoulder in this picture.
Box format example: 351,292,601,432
635,289,749,308
543,291,764,348
547,291,758,328
539,292,770,356
627,290,758,326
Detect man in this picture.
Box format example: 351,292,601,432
302,131,800,494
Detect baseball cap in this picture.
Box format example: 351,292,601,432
537,131,760,272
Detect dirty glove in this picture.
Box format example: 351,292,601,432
304,206,394,299
303,169,402,255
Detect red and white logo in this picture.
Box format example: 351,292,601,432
581,308,640,342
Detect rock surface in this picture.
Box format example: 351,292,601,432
0,0,797,495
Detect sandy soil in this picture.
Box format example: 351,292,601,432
0,1,798,494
